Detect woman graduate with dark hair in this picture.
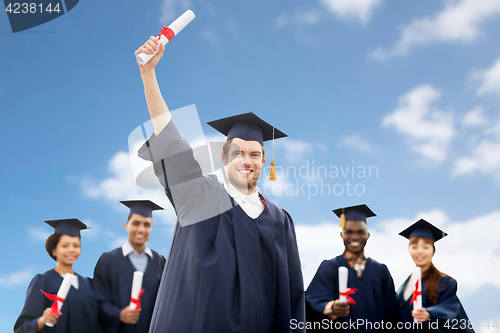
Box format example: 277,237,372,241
396,219,475,332
14,219,100,333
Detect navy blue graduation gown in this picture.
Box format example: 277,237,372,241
14,269,99,333
305,255,397,332
138,120,305,333
92,248,166,333
396,275,475,332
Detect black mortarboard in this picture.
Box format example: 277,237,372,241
206,112,287,145
45,218,90,237
120,200,164,218
332,204,376,229
207,112,287,181
399,219,447,242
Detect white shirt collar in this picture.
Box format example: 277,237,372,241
122,241,153,258
224,181,261,202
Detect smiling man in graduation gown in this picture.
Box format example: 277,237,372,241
93,200,166,333
305,205,397,332
133,37,305,332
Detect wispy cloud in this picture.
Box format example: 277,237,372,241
371,0,500,59
0,267,34,287
453,116,500,181
275,10,322,29
320,0,382,24
159,0,191,25
338,133,374,152
471,56,500,97
383,85,454,163
81,150,175,223
199,30,220,47
461,107,488,127
27,226,52,244
276,139,314,164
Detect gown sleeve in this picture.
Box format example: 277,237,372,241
381,264,398,324
305,260,337,318
284,210,306,325
14,274,46,333
138,119,231,226
427,277,461,319
92,253,122,330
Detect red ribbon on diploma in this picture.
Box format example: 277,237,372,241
410,280,422,305
339,288,358,305
40,289,65,317
158,23,175,41
130,288,144,311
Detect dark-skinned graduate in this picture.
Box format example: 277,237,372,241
305,204,397,332
133,37,305,332
92,200,166,333
14,219,99,333
396,219,475,332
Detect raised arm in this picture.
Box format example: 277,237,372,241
135,36,171,135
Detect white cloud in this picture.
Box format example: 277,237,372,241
276,139,314,164
81,150,176,223
159,0,191,25
296,208,500,297
0,267,34,287
371,0,500,59
462,106,488,127
472,56,500,97
27,226,51,244
453,117,500,181
383,85,454,162
338,133,373,152
320,0,382,24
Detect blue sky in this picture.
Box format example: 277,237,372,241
2,0,500,331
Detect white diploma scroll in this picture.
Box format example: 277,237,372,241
338,266,348,303
136,10,195,65
129,271,144,310
46,273,78,327
413,267,422,323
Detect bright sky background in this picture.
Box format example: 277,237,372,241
2,0,500,331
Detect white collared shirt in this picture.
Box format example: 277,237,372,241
224,181,265,219
122,241,153,273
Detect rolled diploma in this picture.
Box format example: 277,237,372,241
129,271,144,310
136,9,195,65
338,266,348,303
413,267,422,323
46,273,77,327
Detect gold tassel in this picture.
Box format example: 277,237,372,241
269,161,276,181
339,208,346,229
269,126,277,181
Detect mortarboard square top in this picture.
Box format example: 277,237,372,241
333,204,376,222
399,219,447,242
120,200,164,218
207,112,287,145
45,218,90,237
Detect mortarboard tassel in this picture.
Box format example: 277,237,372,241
339,208,346,229
269,127,277,181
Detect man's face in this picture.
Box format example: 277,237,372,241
341,220,370,254
125,213,152,247
222,138,266,192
